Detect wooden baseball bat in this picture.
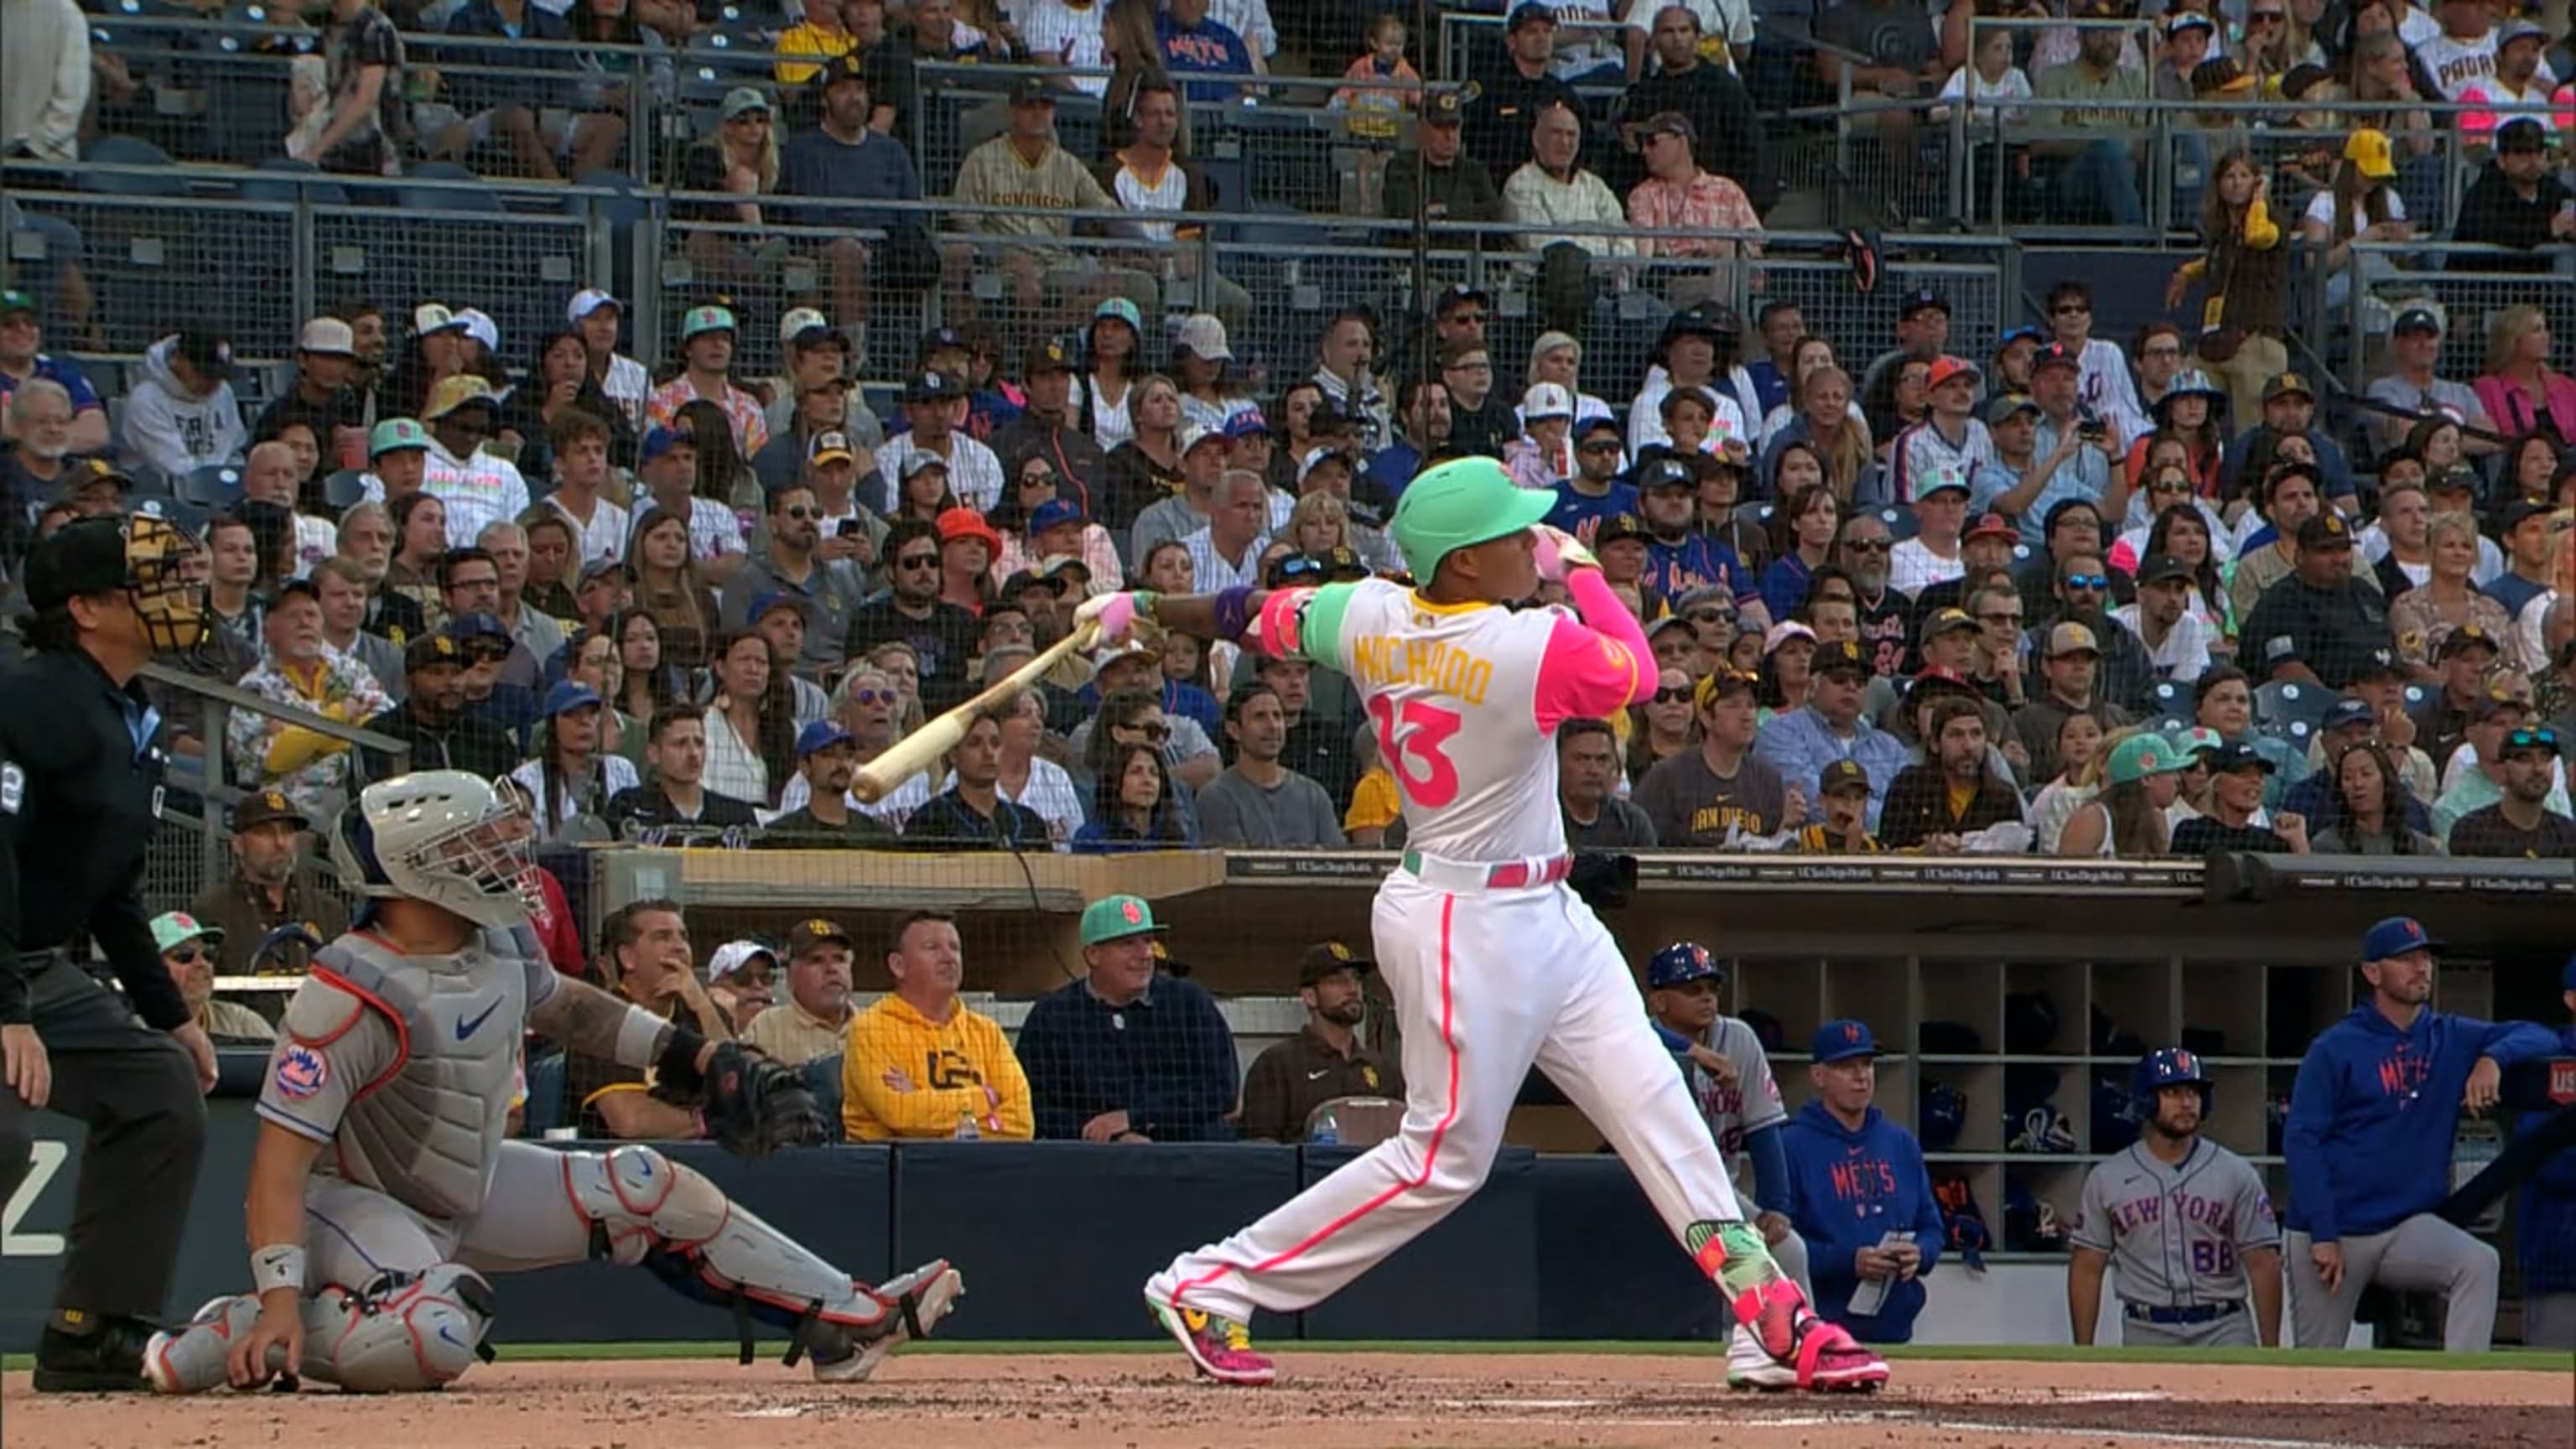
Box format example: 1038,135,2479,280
849,619,1102,803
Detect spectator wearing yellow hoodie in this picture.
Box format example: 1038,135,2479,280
841,909,1034,1140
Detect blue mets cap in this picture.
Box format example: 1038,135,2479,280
1646,942,1722,989
1812,1019,1879,1062
2360,916,2444,961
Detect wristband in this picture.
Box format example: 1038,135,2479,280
252,1243,306,1295
1132,589,1161,625
1212,584,1257,643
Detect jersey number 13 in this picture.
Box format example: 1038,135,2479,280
1368,696,1464,808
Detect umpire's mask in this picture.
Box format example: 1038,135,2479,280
124,509,210,654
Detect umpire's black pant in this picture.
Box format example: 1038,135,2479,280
0,956,206,1322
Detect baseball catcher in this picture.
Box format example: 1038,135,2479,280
143,771,961,1394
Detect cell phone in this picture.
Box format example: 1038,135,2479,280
837,519,861,538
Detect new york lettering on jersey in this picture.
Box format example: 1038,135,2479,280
2108,1185,2241,1236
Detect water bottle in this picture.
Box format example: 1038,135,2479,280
955,1111,980,1142
1309,1104,1338,1146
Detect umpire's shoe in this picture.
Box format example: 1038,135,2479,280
34,1313,158,1393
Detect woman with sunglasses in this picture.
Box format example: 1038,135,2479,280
629,507,717,674
1625,664,1698,785
989,454,1124,586
1071,741,1197,852
678,87,784,294
1074,686,1210,830
2111,453,2233,579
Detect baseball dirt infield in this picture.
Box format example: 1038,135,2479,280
7,1348,2572,1447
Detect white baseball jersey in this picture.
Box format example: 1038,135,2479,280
2070,1138,2277,1307
2417,31,2498,101
1686,1015,1788,1202
1287,578,1644,860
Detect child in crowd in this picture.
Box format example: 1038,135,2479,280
1332,14,1419,213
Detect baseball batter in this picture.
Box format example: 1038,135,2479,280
1080,457,1888,1392
2067,1050,2282,1348
142,771,963,1394
2282,916,2559,1352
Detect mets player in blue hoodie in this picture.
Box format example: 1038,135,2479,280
2282,916,2562,1352
2516,957,2576,1349
1782,1021,1945,1343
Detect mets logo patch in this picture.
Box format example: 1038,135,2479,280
274,1045,330,1100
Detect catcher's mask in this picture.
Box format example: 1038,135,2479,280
125,510,210,653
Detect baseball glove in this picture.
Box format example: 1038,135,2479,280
699,1043,829,1157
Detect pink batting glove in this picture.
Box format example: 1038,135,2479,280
1073,589,1139,643
1531,523,1597,584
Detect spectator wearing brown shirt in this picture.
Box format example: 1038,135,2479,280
1237,943,1404,1142
184,790,350,978
1879,698,2025,849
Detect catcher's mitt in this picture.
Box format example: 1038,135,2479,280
699,1042,829,1156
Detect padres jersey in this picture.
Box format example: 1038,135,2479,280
1287,579,1644,861
2070,1139,2277,1306
1686,1015,1787,1202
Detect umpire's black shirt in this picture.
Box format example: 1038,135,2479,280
0,646,189,1028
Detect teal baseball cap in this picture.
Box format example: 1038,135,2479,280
682,304,738,340
1389,456,1553,579
1080,894,1166,947
369,417,431,459
2106,734,2184,786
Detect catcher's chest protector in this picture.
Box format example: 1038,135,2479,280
314,932,536,1219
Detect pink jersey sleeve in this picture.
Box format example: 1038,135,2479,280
1533,568,1655,731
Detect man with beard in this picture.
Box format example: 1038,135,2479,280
2241,513,2396,692
185,790,351,979
764,720,896,846
1382,91,1502,224
2033,548,2155,712
1613,7,1766,204
2281,917,2559,1351
2444,724,2576,859
723,483,864,678
1836,512,1914,679
1637,668,1789,844
1640,456,1752,606
2112,553,2215,684
2032,8,2148,227
2453,119,2576,273
2069,1050,2282,1348
994,340,1107,507
1545,417,1635,543
1237,942,1401,1144
844,519,979,709
361,634,521,781
1879,699,2023,849
2012,621,2135,783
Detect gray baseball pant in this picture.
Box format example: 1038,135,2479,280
2118,1306,2257,1348
2286,1218,2499,1353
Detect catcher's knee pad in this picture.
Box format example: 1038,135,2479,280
564,1145,888,1363
305,1265,495,1392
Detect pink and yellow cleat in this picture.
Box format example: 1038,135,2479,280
1146,1297,1276,1387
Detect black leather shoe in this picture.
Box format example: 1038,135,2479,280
33,1317,154,1393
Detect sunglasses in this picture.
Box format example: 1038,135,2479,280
1844,538,1893,553
2151,476,2194,491
1579,440,1622,454
782,506,818,520
167,946,209,963
1122,720,1172,742
1687,607,1734,625
2064,574,2110,591
896,553,939,570
2504,727,2561,752
1649,686,1696,703
1020,472,1057,486
2246,11,2284,22
1979,610,2024,624
465,641,512,662
1274,558,1326,580
850,687,896,705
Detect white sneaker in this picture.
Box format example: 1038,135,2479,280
1724,1322,1797,1390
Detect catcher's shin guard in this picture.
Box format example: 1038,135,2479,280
145,1266,494,1395
564,1145,960,1380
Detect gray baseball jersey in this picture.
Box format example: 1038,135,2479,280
256,928,558,1219
2070,1138,2277,1306
1685,1016,1788,1205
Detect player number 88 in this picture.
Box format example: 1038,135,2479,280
1368,696,1465,808
2189,1241,2236,1275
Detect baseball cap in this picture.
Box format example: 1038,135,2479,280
1966,512,2020,543
2360,915,2444,961
680,304,738,341
638,426,694,465
906,370,964,403
2192,55,2256,95
1297,940,1374,986
1182,423,1227,455
2046,621,2101,657
1595,511,1649,546
2207,740,2274,774
2502,725,2564,759
1174,313,1232,361
2172,725,2225,757
2352,646,2403,680
369,417,432,459
1637,455,1696,492
1521,382,1574,421
1422,90,1465,125
1025,337,1077,377
578,557,631,589
808,429,856,467
1763,619,1819,657
1692,667,1756,709
748,588,810,624
1917,467,1971,499
423,374,500,420
2261,371,2314,403
813,50,870,90
2496,117,2549,153
1812,638,1867,677
1816,758,1873,796
149,911,224,957
2499,16,2548,44
1436,282,1493,314
1907,665,1980,704
1918,606,1979,644
1986,393,2041,426
2392,305,2444,337
1812,1019,1880,1063
706,940,777,982
2470,686,2531,721
1029,497,1085,534
542,680,604,718
2105,734,2184,786
1010,75,1057,106
779,306,841,349
2321,698,2375,733
2031,343,2081,375
1388,457,1554,579
445,610,510,645
898,450,948,481
2296,512,2354,550
2428,464,2482,496
796,719,855,757
2345,127,2397,179
2136,553,2194,585
404,632,465,673
2496,497,2557,532
298,317,356,356
1645,943,1722,989
786,917,854,954
1093,296,1143,331
918,325,969,361
231,788,309,833
1080,893,1166,946
1506,1,1555,29
2165,8,2214,34
1925,356,1980,392
0,289,35,319
1222,409,1271,441
1636,110,1696,143
412,302,470,337
719,86,771,120
1898,287,1950,319
566,288,620,322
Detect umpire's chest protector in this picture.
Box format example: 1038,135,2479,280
309,932,535,1220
